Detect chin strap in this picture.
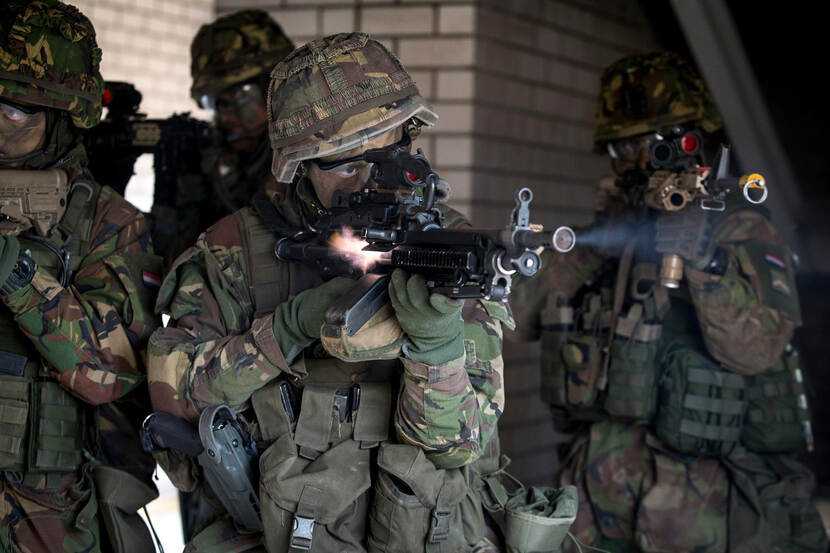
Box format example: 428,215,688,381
0,149,47,165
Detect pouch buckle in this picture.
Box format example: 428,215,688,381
429,509,452,542
290,515,315,551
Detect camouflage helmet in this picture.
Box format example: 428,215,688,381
190,10,294,105
268,32,437,183
593,51,722,151
0,0,104,128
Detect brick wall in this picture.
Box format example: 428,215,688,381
71,0,214,211
473,1,655,485
72,0,214,118
218,0,656,486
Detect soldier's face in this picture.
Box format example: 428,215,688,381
608,134,653,175
0,100,47,166
214,82,267,153
306,127,404,209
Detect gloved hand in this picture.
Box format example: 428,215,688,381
273,276,356,363
0,234,21,288
388,269,464,366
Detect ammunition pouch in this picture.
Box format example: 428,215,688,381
254,378,391,553
94,465,159,553
655,342,747,456
540,265,665,426
473,454,577,553
0,356,90,476
368,443,483,553
741,355,806,453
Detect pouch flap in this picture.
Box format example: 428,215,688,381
259,435,371,524
353,381,391,443
294,384,339,453
377,443,467,508
251,380,292,441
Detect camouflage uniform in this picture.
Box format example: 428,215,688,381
0,2,161,551
151,10,294,263
148,33,509,552
509,52,827,553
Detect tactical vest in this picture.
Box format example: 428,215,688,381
235,205,489,553
0,177,100,487
538,220,807,457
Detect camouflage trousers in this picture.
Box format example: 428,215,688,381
558,421,729,553
0,471,101,553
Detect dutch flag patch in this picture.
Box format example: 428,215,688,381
142,270,162,289
764,253,787,269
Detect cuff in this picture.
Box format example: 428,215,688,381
251,313,291,374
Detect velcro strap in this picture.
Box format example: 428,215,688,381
683,394,745,415
680,419,741,442
687,368,745,389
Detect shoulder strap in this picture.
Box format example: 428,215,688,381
236,205,320,318
57,176,101,271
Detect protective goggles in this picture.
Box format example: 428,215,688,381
0,100,45,132
606,133,655,162
199,81,265,112
310,132,412,174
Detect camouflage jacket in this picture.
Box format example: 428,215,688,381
151,136,273,263
510,204,800,374
148,191,510,469
2,181,160,405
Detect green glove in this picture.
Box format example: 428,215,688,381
0,235,21,288
388,269,464,366
273,276,356,363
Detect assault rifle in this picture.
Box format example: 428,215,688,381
83,81,211,201
644,144,767,212
263,141,575,332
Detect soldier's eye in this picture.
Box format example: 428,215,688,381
333,166,358,178
0,103,26,122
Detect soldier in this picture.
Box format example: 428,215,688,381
0,1,162,551
150,10,294,263
509,52,828,553
147,33,511,552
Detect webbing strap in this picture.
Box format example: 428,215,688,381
628,263,657,300
683,394,745,415
57,179,98,270
289,485,321,552
428,477,455,547
687,368,745,389
549,306,574,325
0,435,23,456
680,419,742,442
41,403,80,422
0,380,28,401
0,402,27,426
602,237,638,386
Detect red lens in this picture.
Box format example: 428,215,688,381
102,88,113,105
681,134,699,153
406,172,418,182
